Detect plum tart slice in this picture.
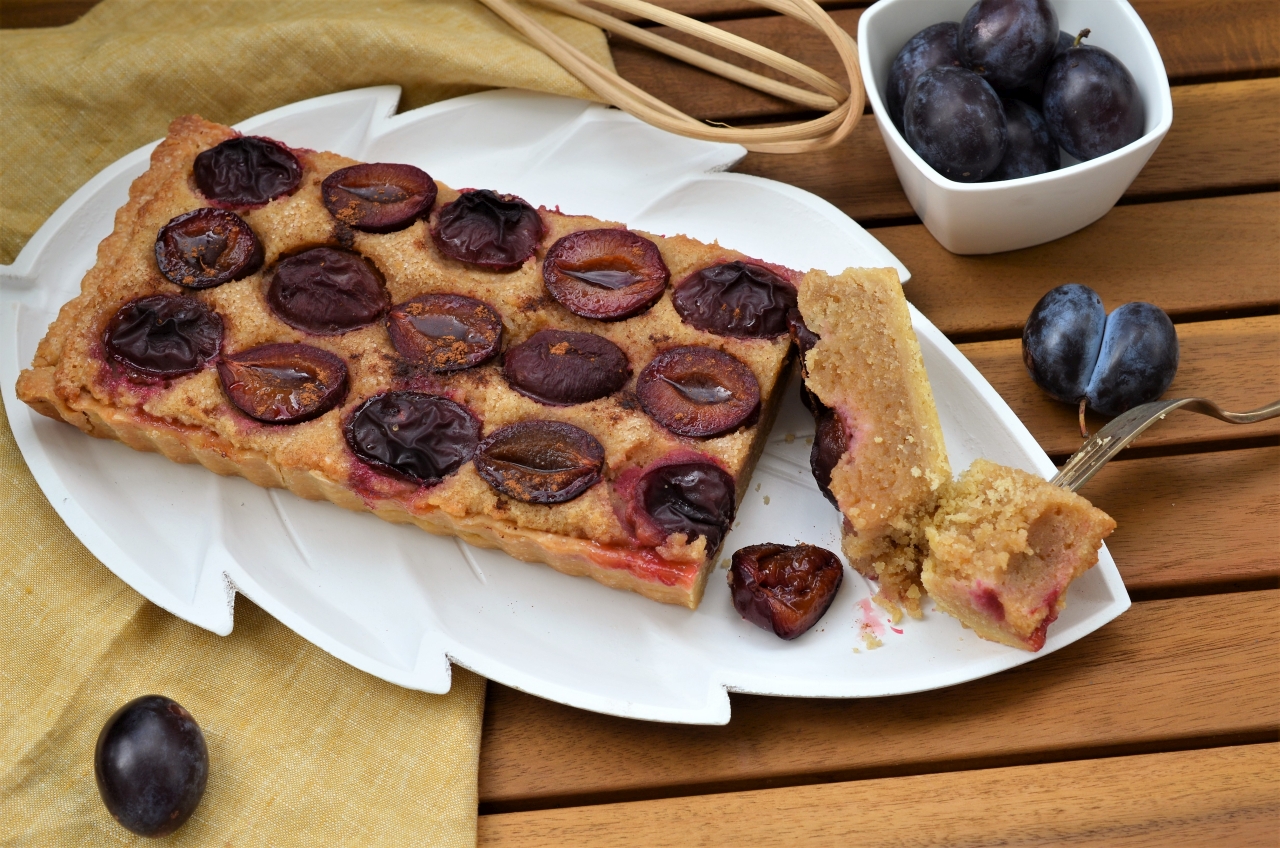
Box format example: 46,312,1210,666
16,114,798,609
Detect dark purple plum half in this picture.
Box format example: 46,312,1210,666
634,460,736,553
267,247,389,335
94,695,208,838
475,420,605,504
321,163,438,233
729,543,844,639
431,189,543,271
345,392,480,485
387,293,503,372
637,346,760,438
218,343,348,424
503,329,629,406
542,228,669,320
155,208,263,289
192,136,301,207
104,294,222,378
672,260,797,339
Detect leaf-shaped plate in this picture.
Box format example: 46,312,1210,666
1,88,1128,724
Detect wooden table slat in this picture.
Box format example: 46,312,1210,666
737,77,1280,227
610,2,1280,123
1088,446,1280,594
479,591,1279,806
878,192,1280,340
479,743,1280,847
960,313,1280,458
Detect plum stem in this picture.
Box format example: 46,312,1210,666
1073,28,1092,49
1078,397,1090,438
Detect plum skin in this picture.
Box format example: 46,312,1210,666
632,460,737,553
1085,301,1179,416
1043,36,1145,161
904,66,1007,183
94,695,208,838
542,228,669,321
886,22,962,132
636,346,761,438
503,329,630,406
1022,283,1106,404
104,295,223,378
958,0,1060,91
672,261,797,339
986,98,1059,181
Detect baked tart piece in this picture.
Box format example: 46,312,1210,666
922,459,1116,651
790,267,952,620
16,115,801,609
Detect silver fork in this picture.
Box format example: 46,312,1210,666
1050,397,1280,492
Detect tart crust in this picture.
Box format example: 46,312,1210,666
16,115,796,609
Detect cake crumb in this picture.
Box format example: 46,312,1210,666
804,437,813,446
754,482,761,492
874,435,884,444
861,632,883,650
784,433,795,443
763,495,770,505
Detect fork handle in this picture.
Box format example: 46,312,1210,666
1051,397,1280,492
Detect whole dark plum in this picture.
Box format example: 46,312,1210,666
193,136,301,207
986,98,1060,181
634,460,736,553
1085,301,1179,416
104,295,223,378
904,66,1007,182
958,0,1059,91
885,22,963,131
1023,284,1179,427
346,392,480,484
672,261,797,339
1023,283,1106,405
729,543,844,640
1043,31,1145,161
95,695,208,837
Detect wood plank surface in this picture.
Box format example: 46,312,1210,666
736,78,1280,225
478,591,1279,807
1088,447,1280,594
610,2,1280,123
880,192,1280,341
478,743,1280,847
960,314,1280,458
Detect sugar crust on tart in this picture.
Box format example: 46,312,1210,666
796,267,951,620
921,459,1116,651
16,115,795,609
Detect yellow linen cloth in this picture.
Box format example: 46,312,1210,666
0,2,612,844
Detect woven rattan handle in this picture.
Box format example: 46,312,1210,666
475,0,865,153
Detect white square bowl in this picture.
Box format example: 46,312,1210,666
858,0,1173,255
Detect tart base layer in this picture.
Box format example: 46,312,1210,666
796,267,951,619
16,115,797,609
922,459,1116,651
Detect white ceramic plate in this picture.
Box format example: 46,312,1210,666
1,88,1128,725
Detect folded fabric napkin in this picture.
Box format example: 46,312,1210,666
0,1,611,843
